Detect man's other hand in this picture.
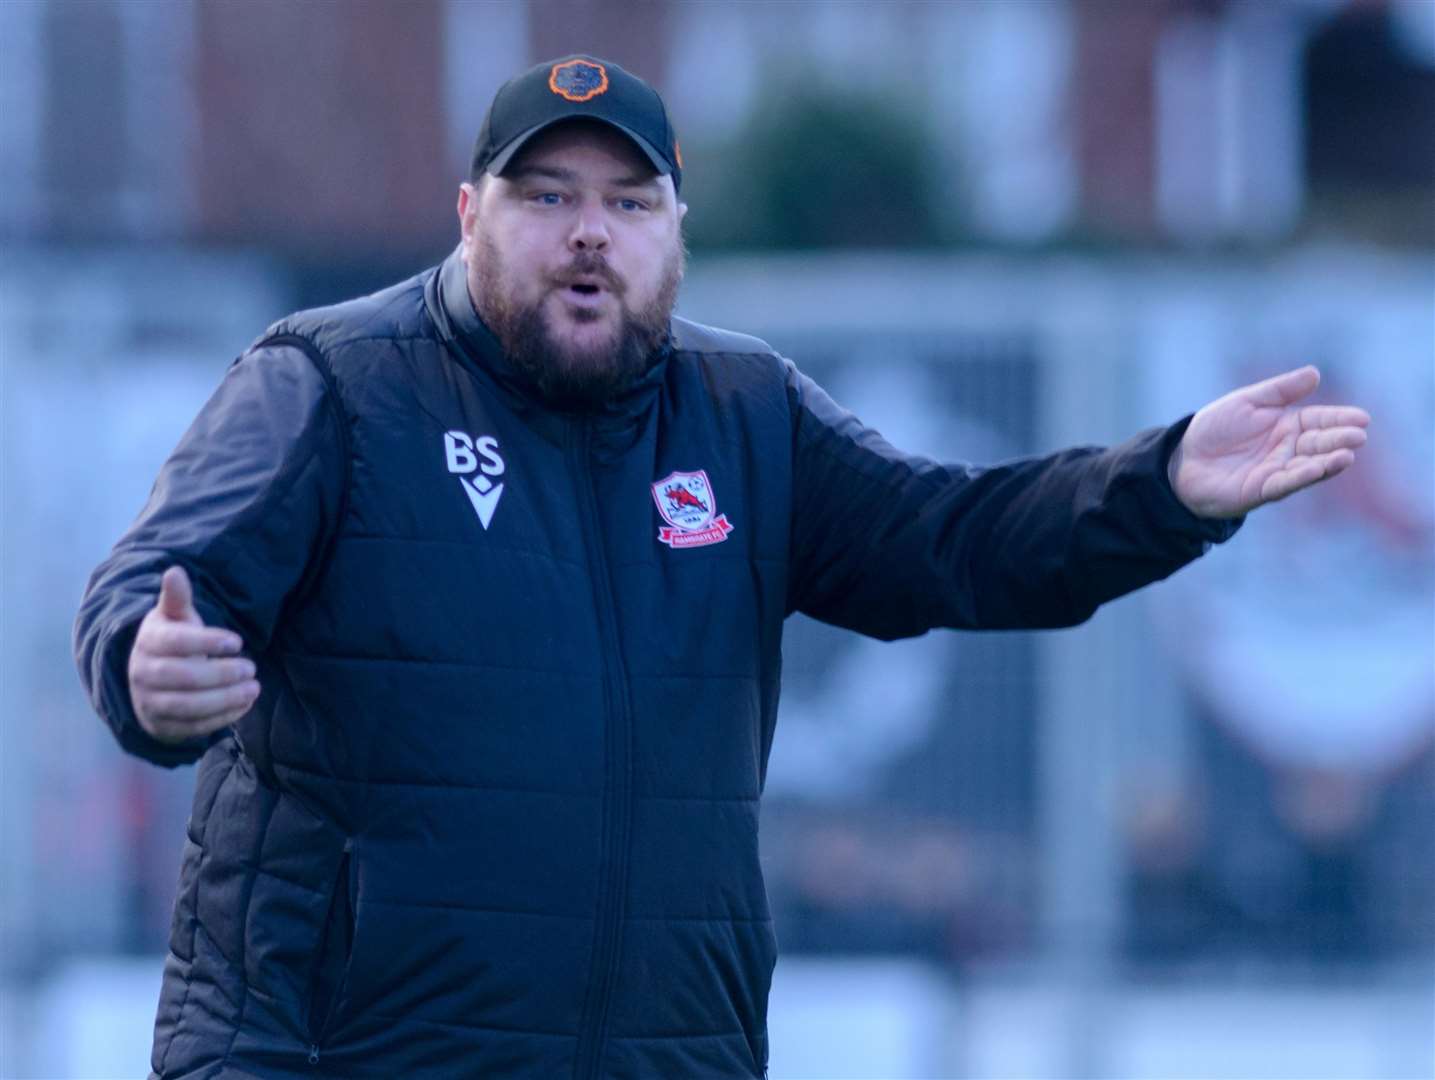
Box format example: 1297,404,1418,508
1169,366,1370,519
127,566,260,745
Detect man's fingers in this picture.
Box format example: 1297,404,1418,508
158,566,199,623
1260,449,1355,503
194,706,253,736
144,704,253,745
1300,404,1371,430
1245,365,1320,408
141,680,262,722
1294,426,1367,457
137,619,244,657
132,654,256,692
129,570,255,743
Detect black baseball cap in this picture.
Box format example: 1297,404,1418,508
470,55,683,192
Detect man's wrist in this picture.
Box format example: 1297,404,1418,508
1166,437,1190,513
1153,418,1243,542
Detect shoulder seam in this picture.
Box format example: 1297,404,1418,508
265,272,432,349
252,332,354,613
671,348,776,361
326,332,436,348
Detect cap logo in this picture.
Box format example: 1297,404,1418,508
549,59,609,103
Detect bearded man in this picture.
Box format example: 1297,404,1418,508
74,55,1369,1080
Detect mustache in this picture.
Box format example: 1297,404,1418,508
551,253,625,296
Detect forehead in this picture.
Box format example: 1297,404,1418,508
503,118,657,181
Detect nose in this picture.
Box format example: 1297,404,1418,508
568,199,610,253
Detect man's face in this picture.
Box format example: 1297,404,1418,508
457,119,687,408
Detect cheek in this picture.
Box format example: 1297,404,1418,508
625,230,681,299
494,241,552,301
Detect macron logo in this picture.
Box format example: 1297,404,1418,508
444,431,506,530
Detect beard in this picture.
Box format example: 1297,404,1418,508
471,234,685,411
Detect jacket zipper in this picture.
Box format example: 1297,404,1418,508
570,420,636,1080
306,842,354,1068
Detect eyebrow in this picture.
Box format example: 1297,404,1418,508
612,173,662,190
507,164,662,191
506,165,578,184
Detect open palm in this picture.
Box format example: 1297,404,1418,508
1170,366,1370,519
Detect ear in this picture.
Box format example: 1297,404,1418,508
676,201,688,226
458,182,478,226
458,182,485,259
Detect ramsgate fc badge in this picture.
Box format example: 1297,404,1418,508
549,59,609,103
652,469,734,549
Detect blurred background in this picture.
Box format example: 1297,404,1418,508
2,0,1432,1077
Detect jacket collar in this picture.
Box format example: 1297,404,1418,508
427,245,530,403
426,246,671,433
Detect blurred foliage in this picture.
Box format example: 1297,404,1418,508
682,83,955,251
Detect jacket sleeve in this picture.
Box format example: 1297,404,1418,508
73,340,348,767
784,362,1241,640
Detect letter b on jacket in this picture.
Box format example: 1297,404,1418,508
444,432,505,476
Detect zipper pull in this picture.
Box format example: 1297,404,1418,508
308,1044,320,1066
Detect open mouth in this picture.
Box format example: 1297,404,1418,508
569,283,602,297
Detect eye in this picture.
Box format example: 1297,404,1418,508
531,192,563,207
616,197,648,213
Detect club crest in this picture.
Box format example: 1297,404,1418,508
652,469,733,549
549,59,609,103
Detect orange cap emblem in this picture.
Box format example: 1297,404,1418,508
549,59,609,103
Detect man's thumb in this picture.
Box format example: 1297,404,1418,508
158,566,198,622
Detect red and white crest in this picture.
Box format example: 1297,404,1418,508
652,469,734,549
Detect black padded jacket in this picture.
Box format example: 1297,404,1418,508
74,251,1238,1079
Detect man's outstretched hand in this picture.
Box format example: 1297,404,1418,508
1169,366,1370,519
127,566,260,745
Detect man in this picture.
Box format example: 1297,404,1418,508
75,55,1369,1080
